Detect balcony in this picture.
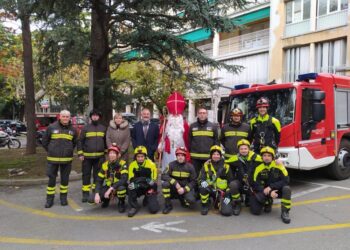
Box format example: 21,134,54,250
284,19,310,38
317,9,348,31
197,43,213,57
218,28,269,56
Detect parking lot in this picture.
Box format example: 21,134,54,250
0,169,349,250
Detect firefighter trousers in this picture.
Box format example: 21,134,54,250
199,185,233,216
230,179,252,205
128,180,159,214
162,181,196,206
99,185,126,207
82,157,104,193
250,185,292,215
46,163,71,197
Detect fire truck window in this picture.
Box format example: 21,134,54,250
301,88,319,140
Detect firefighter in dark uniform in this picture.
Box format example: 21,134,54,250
162,147,197,214
94,145,128,212
42,110,78,208
189,107,219,175
127,146,159,217
225,139,262,215
198,145,234,216
220,108,250,159
77,109,106,203
250,97,281,154
250,146,291,224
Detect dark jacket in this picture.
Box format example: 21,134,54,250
131,121,159,159
42,120,78,164
161,160,197,192
220,122,251,158
250,161,289,193
189,119,219,160
95,159,128,193
77,122,106,159
198,159,233,190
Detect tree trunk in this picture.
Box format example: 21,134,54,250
91,0,112,126
21,14,36,154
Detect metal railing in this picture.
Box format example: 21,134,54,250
284,19,310,38
197,43,213,57
317,9,348,30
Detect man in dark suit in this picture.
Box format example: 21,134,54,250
131,108,159,161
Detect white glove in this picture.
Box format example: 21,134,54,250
223,197,231,205
128,182,135,190
201,181,209,188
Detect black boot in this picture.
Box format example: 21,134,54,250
88,189,95,205
201,203,209,215
101,199,110,208
142,196,148,207
128,207,138,217
232,200,241,216
118,199,126,213
264,198,273,213
82,191,89,203
162,199,173,214
45,195,54,208
281,208,291,224
60,194,68,206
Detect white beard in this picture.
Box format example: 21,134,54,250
165,114,185,148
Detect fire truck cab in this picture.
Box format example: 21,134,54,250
218,73,350,180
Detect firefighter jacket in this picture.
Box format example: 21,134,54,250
198,159,233,191
95,159,128,193
189,119,219,160
42,121,78,164
250,161,289,193
77,123,106,159
161,160,197,193
250,114,281,151
128,159,157,182
220,122,251,158
225,151,262,182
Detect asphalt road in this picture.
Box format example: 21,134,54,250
0,169,349,250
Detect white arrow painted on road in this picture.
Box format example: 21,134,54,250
132,220,187,233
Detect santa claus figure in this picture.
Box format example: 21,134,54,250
158,92,189,171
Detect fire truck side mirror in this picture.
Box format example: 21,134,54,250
312,103,325,122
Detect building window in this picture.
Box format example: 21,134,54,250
284,46,310,82
318,0,348,16
286,0,311,24
315,39,347,74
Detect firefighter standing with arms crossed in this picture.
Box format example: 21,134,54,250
250,97,281,154
198,145,234,216
161,147,197,214
225,139,262,215
189,107,219,175
77,109,106,203
220,108,250,159
250,146,291,224
42,110,78,208
94,145,128,212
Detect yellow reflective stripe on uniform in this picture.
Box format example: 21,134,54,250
232,193,240,199
46,186,55,195
254,164,268,182
86,132,105,137
273,163,289,176
77,150,83,155
281,198,291,204
225,155,238,163
172,171,190,178
250,118,257,130
224,153,235,158
82,185,91,191
83,152,105,157
51,134,73,140
117,190,127,195
272,117,281,132
190,153,210,158
224,131,248,137
281,198,292,209
60,185,68,193
91,183,96,189
200,193,209,203
98,172,105,178
170,179,176,185
47,157,73,162
120,169,128,175
192,131,214,137
185,186,190,192
216,177,227,190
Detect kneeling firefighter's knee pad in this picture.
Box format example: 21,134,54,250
147,194,160,214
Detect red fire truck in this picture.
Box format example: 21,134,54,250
218,73,350,180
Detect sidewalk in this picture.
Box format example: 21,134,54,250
0,172,82,186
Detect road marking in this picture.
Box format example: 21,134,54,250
292,185,329,199
67,198,83,212
0,194,350,221
294,180,350,191
0,222,350,246
132,220,187,233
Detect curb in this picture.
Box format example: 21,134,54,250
0,173,82,186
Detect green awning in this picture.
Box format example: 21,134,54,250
180,28,212,43
232,7,270,25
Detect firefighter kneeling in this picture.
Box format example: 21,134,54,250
94,145,127,212
250,146,291,224
127,146,159,217
225,139,262,215
198,145,234,216
161,147,197,214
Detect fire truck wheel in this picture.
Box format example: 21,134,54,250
327,139,350,180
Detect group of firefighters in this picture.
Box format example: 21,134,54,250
42,97,292,224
